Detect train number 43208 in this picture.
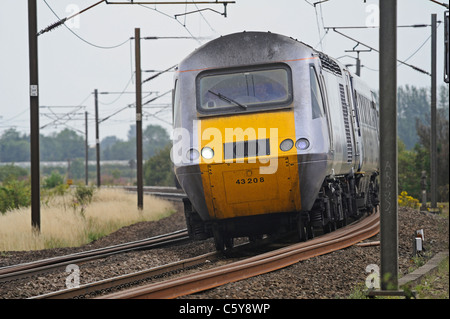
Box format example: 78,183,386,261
236,177,265,185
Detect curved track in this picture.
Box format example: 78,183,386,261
0,229,189,284
0,188,187,284
30,250,221,299
5,188,379,299
100,211,379,299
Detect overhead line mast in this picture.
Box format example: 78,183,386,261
28,0,40,232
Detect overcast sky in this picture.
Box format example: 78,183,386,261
0,0,448,144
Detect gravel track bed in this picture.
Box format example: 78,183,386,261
1,202,448,299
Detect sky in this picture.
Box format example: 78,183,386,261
0,0,448,144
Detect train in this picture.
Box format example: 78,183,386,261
171,31,380,251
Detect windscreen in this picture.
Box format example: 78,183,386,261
197,64,292,113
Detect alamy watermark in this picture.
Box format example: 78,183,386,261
65,4,81,29
65,264,80,289
365,4,379,28
170,123,281,174
365,264,380,289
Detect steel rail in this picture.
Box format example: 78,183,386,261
30,237,293,299
100,212,379,299
121,186,185,194
0,188,186,282
0,229,189,283
29,251,220,299
122,186,187,201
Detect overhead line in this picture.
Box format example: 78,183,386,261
142,90,172,106
41,0,130,49
39,0,104,36
104,1,235,4
142,65,177,83
330,28,431,76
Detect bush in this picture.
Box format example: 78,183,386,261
0,165,29,182
43,171,64,189
0,179,31,214
74,184,95,206
143,144,175,186
71,184,95,217
398,191,420,209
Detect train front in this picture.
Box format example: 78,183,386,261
172,32,329,247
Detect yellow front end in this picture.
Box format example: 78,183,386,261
198,110,301,220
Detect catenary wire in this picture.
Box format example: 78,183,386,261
42,0,130,49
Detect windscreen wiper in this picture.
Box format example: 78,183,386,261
208,90,247,109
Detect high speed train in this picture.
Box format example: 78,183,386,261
171,31,379,251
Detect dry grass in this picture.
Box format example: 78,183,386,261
0,188,175,251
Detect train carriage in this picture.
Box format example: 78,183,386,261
171,32,379,251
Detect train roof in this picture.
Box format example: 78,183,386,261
178,31,315,72
177,31,373,97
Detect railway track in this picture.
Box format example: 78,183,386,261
35,211,376,299
0,229,189,284
99,211,379,299
30,250,222,299
0,187,188,297
26,211,378,299
3,187,379,299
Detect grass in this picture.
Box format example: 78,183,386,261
414,256,449,299
348,204,449,299
0,188,175,251
348,256,449,299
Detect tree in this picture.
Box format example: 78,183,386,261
101,124,170,160
397,85,430,149
0,164,28,182
40,129,85,161
143,124,170,159
398,138,421,198
0,128,30,162
143,144,175,186
438,84,449,113
415,85,449,202
127,124,136,140
102,139,135,160
100,136,119,149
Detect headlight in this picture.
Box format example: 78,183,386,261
186,148,199,161
280,139,294,151
295,138,310,150
201,147,214,159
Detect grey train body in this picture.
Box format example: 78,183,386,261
172,32,380,247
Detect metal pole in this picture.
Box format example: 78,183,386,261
420,171,428,211
445,11,449,84
28,0,40,232
95,89,101,188
85,111,89,186
356,51,361,76
431,14,437,209
379,0,398,290
135,28,143,210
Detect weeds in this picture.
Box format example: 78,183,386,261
0,179,31,214
0,188,175,251
398,191,420,209
71,184,95,217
